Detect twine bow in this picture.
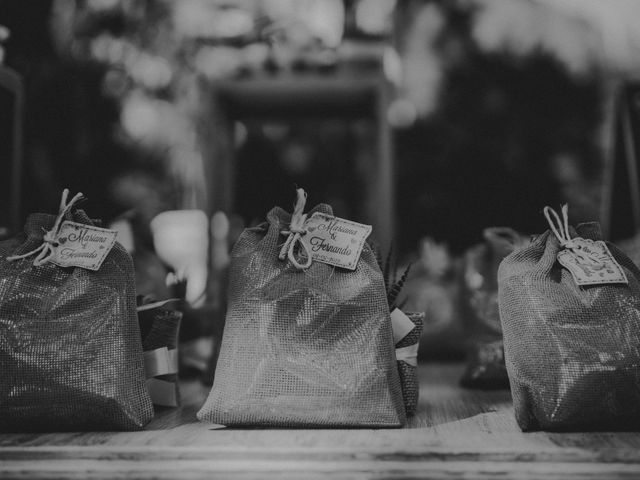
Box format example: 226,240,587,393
279,188,312,270
8,189,85,266
543,204,603,267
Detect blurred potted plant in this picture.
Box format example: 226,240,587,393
372,243,423,417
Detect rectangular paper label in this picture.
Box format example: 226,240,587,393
50,221,118,271
300,213,372,270
557,238,628,286
390,308,416,345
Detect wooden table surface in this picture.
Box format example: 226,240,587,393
2,363,640,479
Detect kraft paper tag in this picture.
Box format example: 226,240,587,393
390,308,416,345
300,213,372,270
476,340,504,364
557,237,628,286
50,221,117,271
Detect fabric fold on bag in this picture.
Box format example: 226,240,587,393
197,201,406,427
0,202,153,432
499,210,640,432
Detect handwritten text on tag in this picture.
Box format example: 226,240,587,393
557,237,627,286
300,213,372,270
50,221,118,271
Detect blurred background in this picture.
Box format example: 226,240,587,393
3,0,640,364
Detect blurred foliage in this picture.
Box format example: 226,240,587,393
1,0,628,254
395,0,603,253
1,0,357,223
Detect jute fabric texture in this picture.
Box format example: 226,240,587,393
0,210,153,432
499,222,640,431
198,204,406,427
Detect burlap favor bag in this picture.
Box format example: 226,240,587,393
197,191,406,427
499,205,640,431
0,190,153,432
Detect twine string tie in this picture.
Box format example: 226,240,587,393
543,204,603,267
279,188,312,270
7,189,84,266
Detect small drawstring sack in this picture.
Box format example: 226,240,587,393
499,205,640,431
197,189,406,427
0,190,153,432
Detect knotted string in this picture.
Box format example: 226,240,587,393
543,204,603,266
279,188,312,270
7,189,85,266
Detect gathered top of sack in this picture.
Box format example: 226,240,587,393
499,205,640,431
0,190,153,432
197,190,406,427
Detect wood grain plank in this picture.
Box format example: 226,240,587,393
2,444,640,463
2,459,640,480
2,363,640,479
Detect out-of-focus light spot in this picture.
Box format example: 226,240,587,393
173,1,254,39
214,8,255,39
387,98,417,128
194,46,243,80
281,142,313,175
263,123,290,142
466,271,484,290
169,148,205,185
263,0,344,48
211,211,230,241
128,54,173,90
383,46,402,86
243,43,269,71
403,49,443,118
314,48,339,68
90,35,110,62
90,35,128,64
121,95,160,142
0,25,8,64
121,94,191,149
400,4,445,118
150,209,209,307
102,68,129,98
87,0,120,12
417,3,446,40
0,25,9,42
551,153,582,184
355,0,396,36
533,0,640,73
107,38,128,65
235,122,248,147
419,237,452,278
305,0,344,48
468,0,640,76
109,218,135,253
